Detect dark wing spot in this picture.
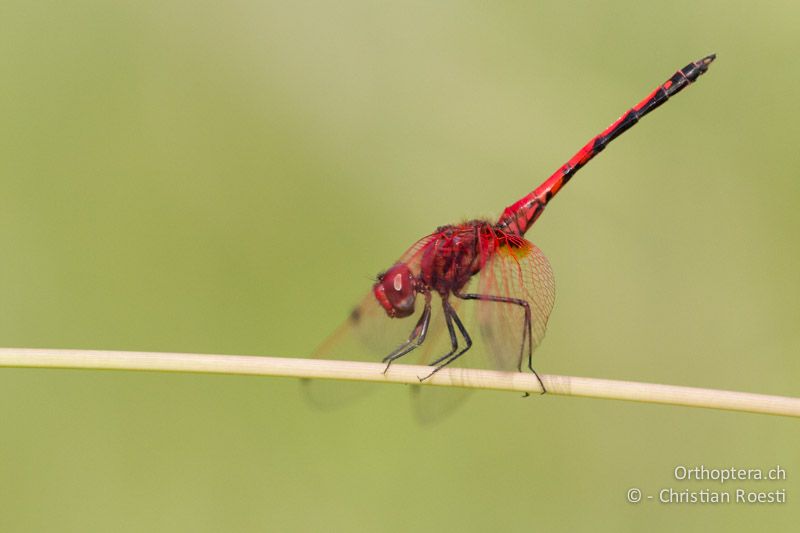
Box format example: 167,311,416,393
349,307,362,323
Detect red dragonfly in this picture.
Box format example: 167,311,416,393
314,54,716,394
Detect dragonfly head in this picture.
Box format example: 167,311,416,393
374,263,416,318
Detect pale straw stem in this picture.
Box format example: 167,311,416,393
0,348,797,418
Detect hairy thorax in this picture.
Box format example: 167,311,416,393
418,220,507,296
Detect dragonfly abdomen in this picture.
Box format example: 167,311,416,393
497,54,716,237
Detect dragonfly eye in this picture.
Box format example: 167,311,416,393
373,263,416,318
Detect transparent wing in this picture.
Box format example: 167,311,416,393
472,239,556,371
403,239,554,375
303,234,465,413
310,234,438,363
305,284,472,424
411,240,554,423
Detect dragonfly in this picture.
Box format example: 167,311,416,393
313,54,716,396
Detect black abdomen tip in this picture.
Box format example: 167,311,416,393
701,53,716,64
683,53,716,82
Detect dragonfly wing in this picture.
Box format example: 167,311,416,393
306,285,475,416
305,234,458,409
304,288,421,409
311,233,437,361
410,241,553,420
473,239,556,371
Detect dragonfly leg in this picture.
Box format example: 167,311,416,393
421,296,460,366
382,293,432,373
419,299,472,381
455,291,546,394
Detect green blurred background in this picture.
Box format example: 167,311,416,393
1,1,798,531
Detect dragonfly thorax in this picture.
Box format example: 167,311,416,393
418,221,494,297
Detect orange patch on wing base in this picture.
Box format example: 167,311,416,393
495,239,532,260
